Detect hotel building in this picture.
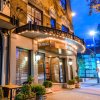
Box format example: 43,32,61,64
0,0,85,85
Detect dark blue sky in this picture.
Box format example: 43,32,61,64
71,0,100,40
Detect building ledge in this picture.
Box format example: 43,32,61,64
15,23,86,53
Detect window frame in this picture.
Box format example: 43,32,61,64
61,25,69,33
50,17,56,28
27,3,43,25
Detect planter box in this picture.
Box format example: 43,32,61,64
36,95,46,100
67,84,75,89
75,83,80,88
46,88,52,94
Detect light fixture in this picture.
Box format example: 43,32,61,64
71,12,76,17
68,58,73,65
36,55,41,61
89,30,96,36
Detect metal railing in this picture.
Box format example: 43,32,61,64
16,23,85,46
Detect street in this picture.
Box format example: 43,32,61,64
47,83,100,100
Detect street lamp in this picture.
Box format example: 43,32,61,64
71,12,76,17
89,30,99,83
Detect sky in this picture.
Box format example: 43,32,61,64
70,0,100,40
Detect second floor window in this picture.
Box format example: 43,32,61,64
60,0,67,10
50,18,56,28
62,25,69,32
27,4,42,25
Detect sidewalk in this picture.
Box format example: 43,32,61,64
47,79,100,100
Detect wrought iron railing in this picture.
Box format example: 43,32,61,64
16,23,85,46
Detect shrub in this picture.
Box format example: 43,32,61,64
33,85,46,95
43,80,52,88
75,76,80,83
67,80,75,85
27,76,34,84
15,93,25,100
21,84,31,95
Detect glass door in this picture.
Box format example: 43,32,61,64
16,48,30,85
36,52,45,84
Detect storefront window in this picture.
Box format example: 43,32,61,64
27,4,42,25
16,48,30,85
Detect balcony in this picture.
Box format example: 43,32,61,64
15,23,86,53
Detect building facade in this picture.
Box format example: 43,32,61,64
0,0,85,85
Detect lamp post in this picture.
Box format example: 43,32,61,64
89,30,99,83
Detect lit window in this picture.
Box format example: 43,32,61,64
27,5,42,25
61,25,69,32
50,18,56,28
60,0,66,10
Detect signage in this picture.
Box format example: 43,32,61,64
38,39,66,50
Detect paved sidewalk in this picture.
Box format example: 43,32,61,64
47,85,100,100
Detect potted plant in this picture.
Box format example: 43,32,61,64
75,76,80,88
43,80,52,93
15,93,25,100
21,84,36,100
67,79,75,89
27,76,34,84
15,84,36,100
32,85,46,100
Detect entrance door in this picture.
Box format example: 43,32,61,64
59,59,66,83
37,53,45,84
16,48,30,85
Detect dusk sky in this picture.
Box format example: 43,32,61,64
71,0,100,40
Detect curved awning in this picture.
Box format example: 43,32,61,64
15,23,86,53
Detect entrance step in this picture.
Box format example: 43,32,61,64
52,83,64,92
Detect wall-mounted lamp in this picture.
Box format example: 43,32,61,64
68,58,73,66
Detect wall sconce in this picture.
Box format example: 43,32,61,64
68,58,73,65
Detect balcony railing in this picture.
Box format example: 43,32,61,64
16,23,85,46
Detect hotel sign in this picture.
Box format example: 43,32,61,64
38,40,66,50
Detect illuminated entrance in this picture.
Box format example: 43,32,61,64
36,52,66,84
36,37,77,84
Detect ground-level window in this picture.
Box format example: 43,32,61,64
50,18,56,28
27,4,42,25
16,48,30,85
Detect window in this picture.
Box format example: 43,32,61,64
16,48,30,85
61,25,69,32
50,18,56,28
60,0,66,10
27,4,42,25
0,0,10,16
